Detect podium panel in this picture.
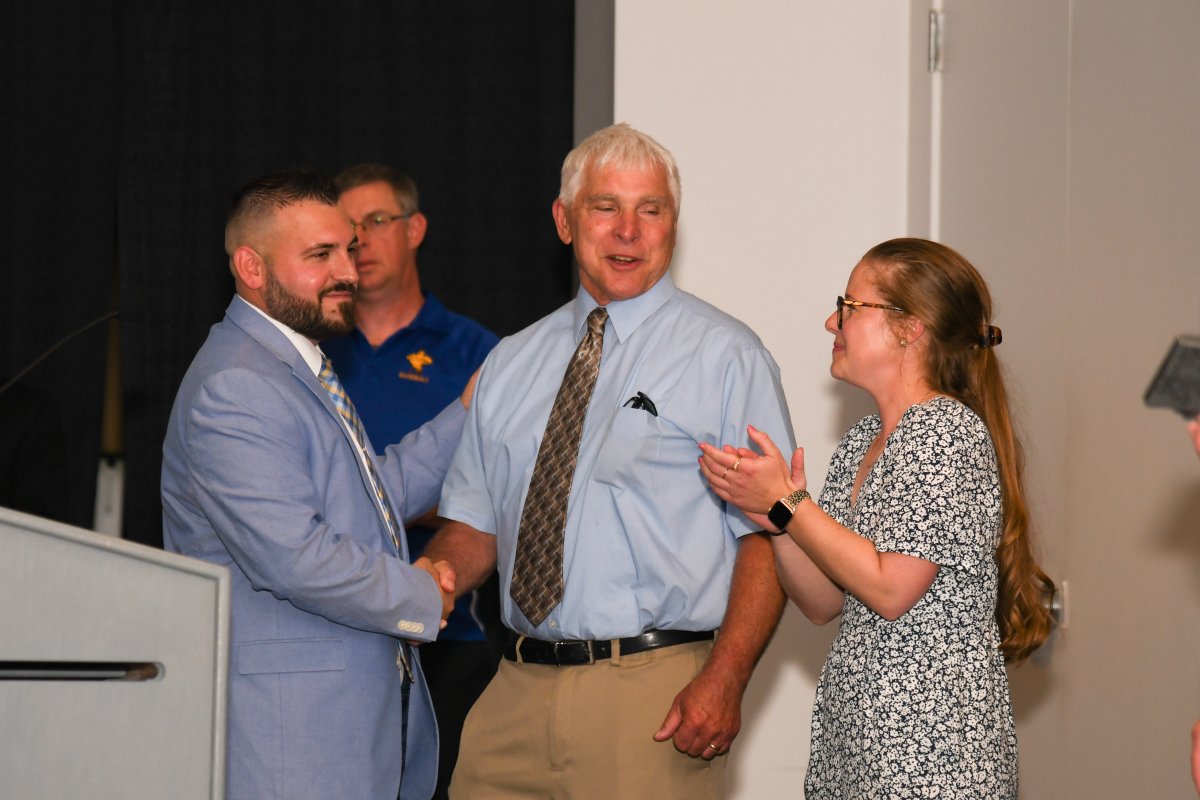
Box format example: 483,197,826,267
0,506,229,799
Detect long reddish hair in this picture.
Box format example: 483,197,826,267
865,238,1055,663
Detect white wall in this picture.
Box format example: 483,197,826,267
614,2,1200,797
613,2,909,796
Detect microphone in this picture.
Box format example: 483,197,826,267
0,310,120,397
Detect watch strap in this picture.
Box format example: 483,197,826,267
767,489,811,534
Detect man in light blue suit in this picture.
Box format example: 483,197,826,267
162,170,468,800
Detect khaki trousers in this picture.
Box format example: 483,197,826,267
448,639,726,800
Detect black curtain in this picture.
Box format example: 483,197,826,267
1,2,576,547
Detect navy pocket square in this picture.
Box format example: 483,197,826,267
623,391,658,416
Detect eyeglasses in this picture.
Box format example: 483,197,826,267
350,211,415,235
836,295,906,330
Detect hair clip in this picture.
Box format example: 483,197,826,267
977,325,1003,348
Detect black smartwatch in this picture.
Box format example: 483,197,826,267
767,489,811,534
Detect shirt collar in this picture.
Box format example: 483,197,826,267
344,293,450,351
412,293,450,331
573,274,676,344
237,295,324,376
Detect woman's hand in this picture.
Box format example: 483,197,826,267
699,425,806,529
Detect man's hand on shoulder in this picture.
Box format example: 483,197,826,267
412,555,456,629
652,662,744,760
460,367,480,409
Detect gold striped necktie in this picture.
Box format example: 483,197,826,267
317,356,414,682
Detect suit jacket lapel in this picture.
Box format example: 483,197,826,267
223,298,404,556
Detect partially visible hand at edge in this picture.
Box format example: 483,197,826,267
412,555,456,629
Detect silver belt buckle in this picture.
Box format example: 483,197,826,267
553,640,594,666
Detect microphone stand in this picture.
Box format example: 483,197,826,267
93,308,123,537
94,219,124,537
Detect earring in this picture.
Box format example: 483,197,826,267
899,338,908,347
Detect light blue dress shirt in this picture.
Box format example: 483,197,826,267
440,275,795,640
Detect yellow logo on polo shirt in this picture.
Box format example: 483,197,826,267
407,350,433,373
399,349,432,384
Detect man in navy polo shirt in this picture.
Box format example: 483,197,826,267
323,163,500,800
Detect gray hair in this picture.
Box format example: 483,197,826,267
335,163,420,215
559,123,681,210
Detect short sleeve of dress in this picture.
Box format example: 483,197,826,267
868,399,1000,574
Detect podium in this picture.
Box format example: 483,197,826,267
0,506,230,799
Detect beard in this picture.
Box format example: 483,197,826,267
263,268,356,340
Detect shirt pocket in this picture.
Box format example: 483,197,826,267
237,637,346,675
590,405,661,490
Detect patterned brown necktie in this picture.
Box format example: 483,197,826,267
510,306,608,625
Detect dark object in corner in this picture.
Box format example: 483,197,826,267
1145,334,1200,418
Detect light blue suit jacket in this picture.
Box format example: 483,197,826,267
162,298,464,800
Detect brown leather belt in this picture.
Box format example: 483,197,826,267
504,629,715,666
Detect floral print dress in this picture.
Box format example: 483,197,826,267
805,396,1017,799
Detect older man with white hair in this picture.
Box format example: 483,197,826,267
425,123,795,798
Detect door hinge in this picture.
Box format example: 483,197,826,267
928,10,944,73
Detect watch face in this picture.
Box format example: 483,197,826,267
767,500,792,531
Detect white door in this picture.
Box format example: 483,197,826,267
913,1,1200,796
